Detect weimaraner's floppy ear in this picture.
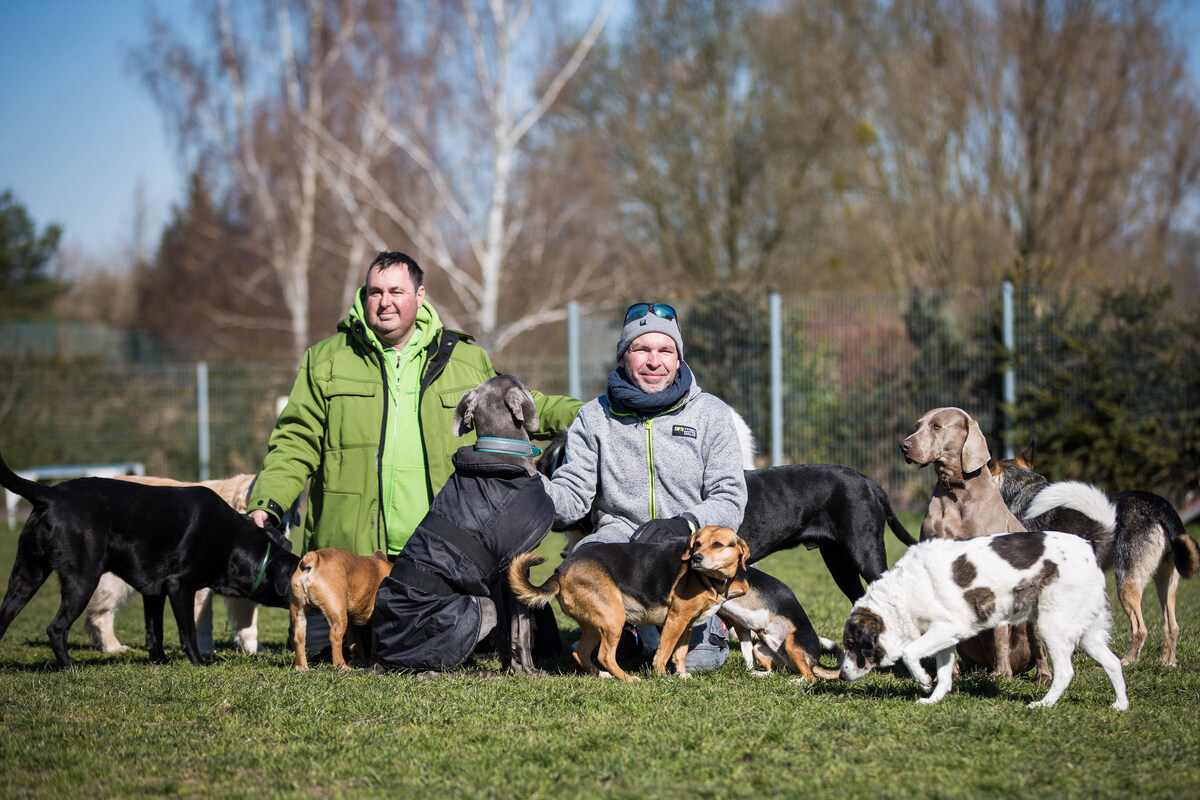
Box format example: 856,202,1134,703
961,415,991,474
453,388,479,437
505,386,540,434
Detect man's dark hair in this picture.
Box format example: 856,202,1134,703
367,251,424,288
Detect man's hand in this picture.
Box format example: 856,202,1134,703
249,510,270,528
630,514,697,543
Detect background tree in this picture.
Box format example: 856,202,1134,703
0,190,64,321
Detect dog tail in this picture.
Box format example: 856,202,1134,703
1026,481,1117,557
506,553,560,608
872,482,917,546
1152,500,1200,580
809,636,845,681
0,448,53,506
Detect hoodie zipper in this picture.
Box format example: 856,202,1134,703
645,418,656,519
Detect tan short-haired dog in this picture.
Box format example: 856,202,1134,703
508,526,750,681
289,548,392,671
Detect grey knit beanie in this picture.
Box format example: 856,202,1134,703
616,313,684,362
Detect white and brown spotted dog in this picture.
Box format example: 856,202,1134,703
85,473,263,654
840,530,1128,710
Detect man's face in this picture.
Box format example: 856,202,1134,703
620,332,679,394
365,265,425,349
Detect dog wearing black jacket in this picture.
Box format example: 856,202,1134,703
0,448,297,668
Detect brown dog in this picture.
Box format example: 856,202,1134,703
290,548,392,671
87,473,262,654
508,526,750,681
901,407,1048,682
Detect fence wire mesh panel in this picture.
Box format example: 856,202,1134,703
0,284,1195,509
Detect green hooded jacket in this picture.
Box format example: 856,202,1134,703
248,294,581,556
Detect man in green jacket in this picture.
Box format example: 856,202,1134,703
247,251,581,557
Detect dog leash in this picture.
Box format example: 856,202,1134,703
473,437,541,457
251,542,271,593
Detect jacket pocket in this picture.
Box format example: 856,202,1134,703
325,379,380,448
310,490,365,553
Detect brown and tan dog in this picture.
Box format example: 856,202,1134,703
290,547,392,671
508,526,750,681
901,407,1048,682
86,473,262,654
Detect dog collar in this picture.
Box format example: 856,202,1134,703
939,473,967,490
251,542,271,593
474,437,541,457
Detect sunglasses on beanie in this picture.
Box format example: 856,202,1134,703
624,302,677,323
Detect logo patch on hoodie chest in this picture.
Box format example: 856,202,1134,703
672,425,697,439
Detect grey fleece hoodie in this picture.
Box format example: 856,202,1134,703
542,381,747,539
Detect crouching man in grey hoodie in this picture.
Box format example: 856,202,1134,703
540,302,748,672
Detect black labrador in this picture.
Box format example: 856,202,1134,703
0,449,298,668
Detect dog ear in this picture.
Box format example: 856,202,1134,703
736,537,751,571
505,386,540,434
1017,439,1036,469
683,529,701,561
453,388,479,437
961,415,991,474
373,550,388,561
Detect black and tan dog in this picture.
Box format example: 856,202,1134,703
508,526,750,681
993,445,1200,665
718,566,843,680
0,449,297,668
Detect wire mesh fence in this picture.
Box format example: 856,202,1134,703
2,283,1196,511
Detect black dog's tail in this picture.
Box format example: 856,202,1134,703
871,482,917,547
506,553,560,608
1132,493,1200,580
0,448,54,507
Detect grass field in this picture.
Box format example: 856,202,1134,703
2,513,1199,799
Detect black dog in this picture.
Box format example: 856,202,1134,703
539,434,915,602
0,449,297,668
738,465,916,601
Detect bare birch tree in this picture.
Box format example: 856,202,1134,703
135,0,365,359
316,0,618,351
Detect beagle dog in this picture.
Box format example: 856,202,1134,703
508,526,750,681
718,566,843,680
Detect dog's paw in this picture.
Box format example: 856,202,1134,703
749,670,774,679
917,696,942,706
1111,699,1129,711
1027,697,1055,709
676,671,693,680
101,644,131,655
990,668,1014,681
788,676,811,685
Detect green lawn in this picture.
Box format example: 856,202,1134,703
2,513,1199,799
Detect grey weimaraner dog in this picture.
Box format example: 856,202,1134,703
901,407,1049,682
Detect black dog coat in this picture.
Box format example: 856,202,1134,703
372,446,554,670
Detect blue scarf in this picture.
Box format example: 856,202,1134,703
606,361,694,417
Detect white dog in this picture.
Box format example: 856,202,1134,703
839,530,1128,710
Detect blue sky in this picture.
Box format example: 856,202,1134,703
0,1,187,257
2,1,1199,260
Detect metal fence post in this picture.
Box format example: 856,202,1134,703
1002,281,1016,459
568,301,581,401
197,361,210,481
770,292,783,466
